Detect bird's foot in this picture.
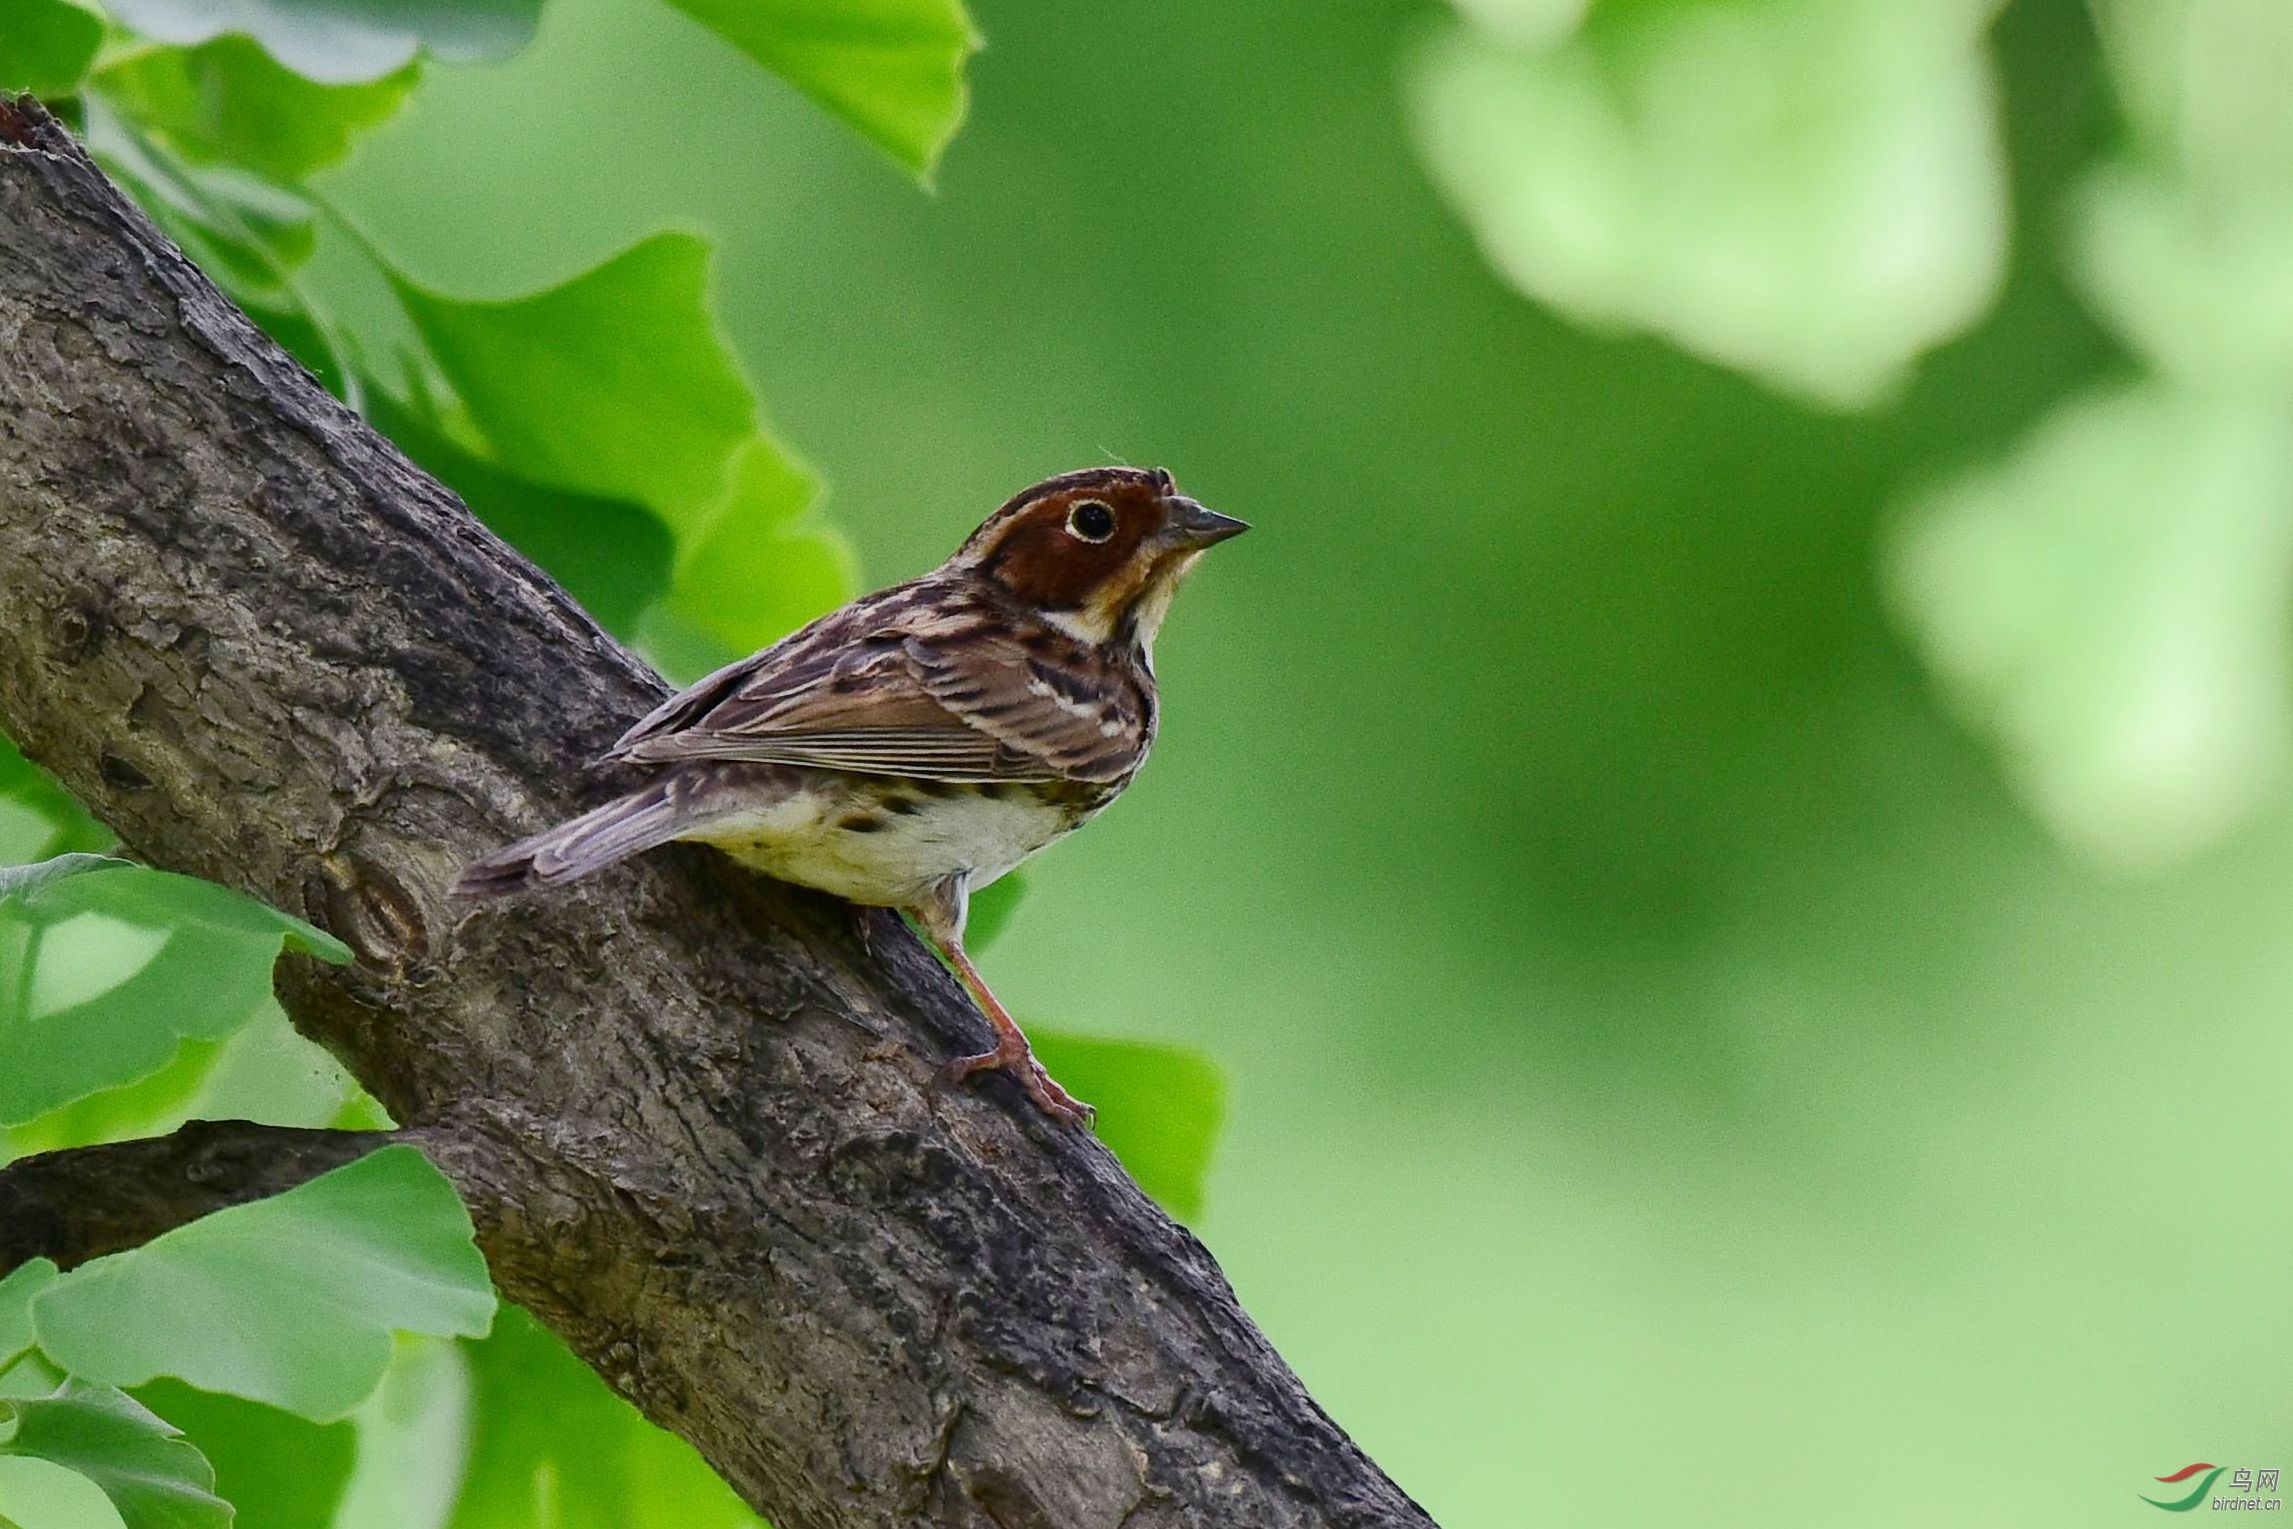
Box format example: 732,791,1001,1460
938,1042,1095,1129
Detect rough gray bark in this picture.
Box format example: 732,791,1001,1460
0,98,1434,1529
0,1122,400,1271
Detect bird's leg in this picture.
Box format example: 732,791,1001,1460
932,937,1095,1128
904,879,1093,1128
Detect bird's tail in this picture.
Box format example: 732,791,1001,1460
452,782,692,900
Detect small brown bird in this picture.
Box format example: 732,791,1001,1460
454,466,1247,1125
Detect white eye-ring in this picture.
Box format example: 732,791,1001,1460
1066,500,1117,543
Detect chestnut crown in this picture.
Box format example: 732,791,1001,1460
950,467,1247,645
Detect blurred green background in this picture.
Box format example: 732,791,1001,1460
308,0,2293,1521
13,0,2293,1522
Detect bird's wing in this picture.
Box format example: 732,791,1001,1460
604,583,1144,783
904,628,1150,784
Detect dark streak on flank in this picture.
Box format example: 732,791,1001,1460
838,814,885,833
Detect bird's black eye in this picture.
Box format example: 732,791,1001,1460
1067,500,1117,542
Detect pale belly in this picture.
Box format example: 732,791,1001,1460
687,777,1082,909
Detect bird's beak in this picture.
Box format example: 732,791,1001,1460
1167,496,1250,548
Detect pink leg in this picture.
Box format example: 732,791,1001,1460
915,924,1093,1128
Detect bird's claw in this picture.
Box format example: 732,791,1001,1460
938,1047,1095,1129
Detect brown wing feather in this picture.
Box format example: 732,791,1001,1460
905,629,1150,784
607,591,905,757
603,580,1143,784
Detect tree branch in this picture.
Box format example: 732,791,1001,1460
0,1123,395,1271
0,98,1433,1528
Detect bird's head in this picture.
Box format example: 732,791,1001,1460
950,466,1248,650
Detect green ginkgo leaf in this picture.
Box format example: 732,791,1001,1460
81,102,323,329
0,0,102,95
29,1146,495,1421
0,1454,120,1529
663,0,980,180
328,1336,466,1529
658,437,857,655
386,234,763,536
1409,0,2007,408
94,35,419,182
0,857,349,1127
1,1002,379,1170
0,1263,60,1375
132,1379,357,1529
100,0,541,85
1888,381,2293,867
384,234,855,650
0,1381,231,1529
0,736,108,871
